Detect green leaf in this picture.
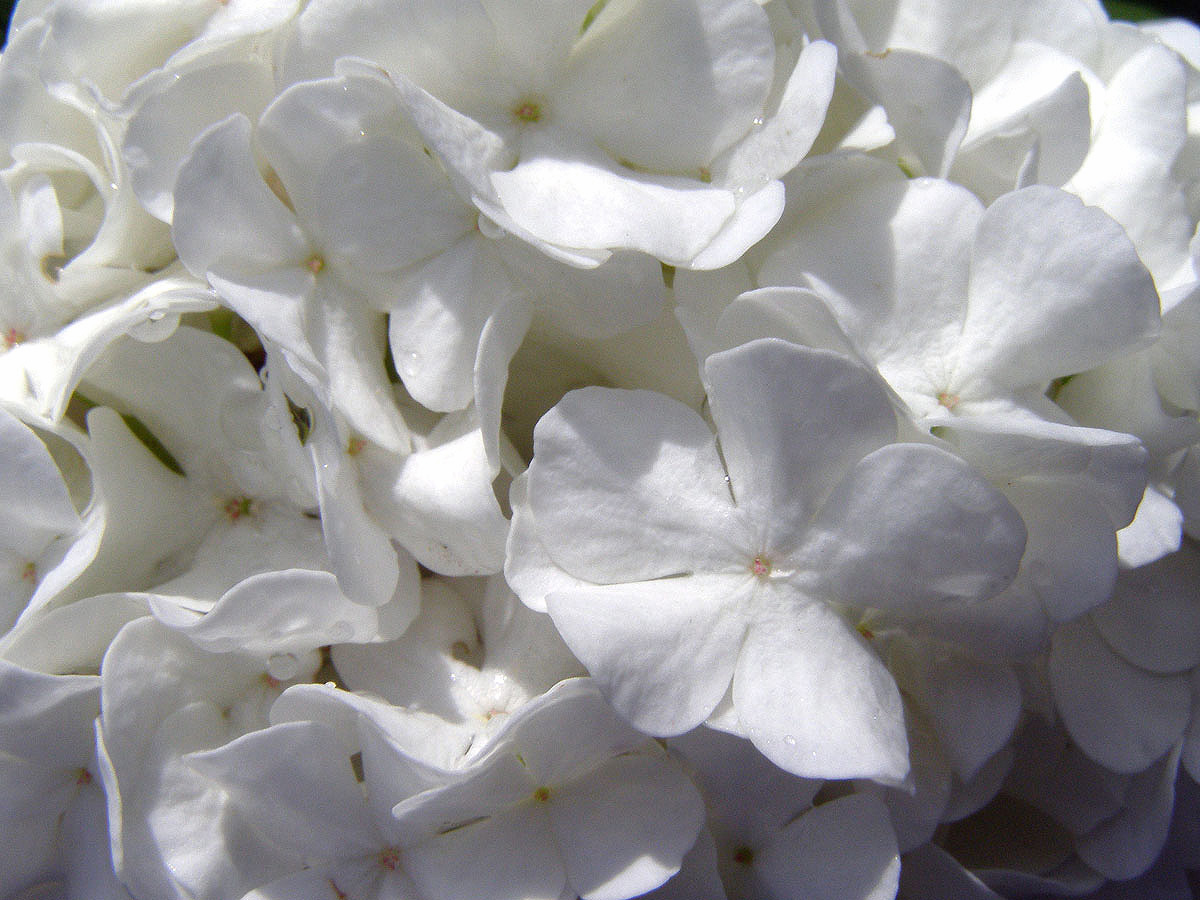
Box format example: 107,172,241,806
1104,1,1163,22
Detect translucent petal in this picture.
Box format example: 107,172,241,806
732,596,909,783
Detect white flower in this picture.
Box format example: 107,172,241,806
754,177,1160,426
667,726,900,900
0,660,121,897
281,0,834,267
507,338,1026,782
390,678,705,900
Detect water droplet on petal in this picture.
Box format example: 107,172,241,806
267,652,300,681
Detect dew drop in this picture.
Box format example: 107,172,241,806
267,652,300,681
783,734,798,747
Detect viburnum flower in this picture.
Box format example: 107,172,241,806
191,678,704,900
97,617,316,900
0,406,97,632
279,0,836,268
387,677,705,900
665,726,901,900
507,338,1027,783
0,660,120,897
1050,544,1200,779
753,174,1160,427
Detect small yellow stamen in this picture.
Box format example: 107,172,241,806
513,101,542,123
346,437,366,456
21,562,37,584
378,847,401,871
224,496,254,521
856,623,875,641
533,786,551,803
751,556,771,578
732,846,755,866
936,391,960,411
3,327,26,349
306,255,326,275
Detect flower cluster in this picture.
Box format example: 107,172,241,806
2,0,1199,898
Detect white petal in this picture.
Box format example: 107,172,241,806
848,48,972,178
1091,546,1200,674
500,239,665,341
186,720,380,860
756,176,981,400
933,416,1148,531
702,339,897,542
909,648,1020,781
491,128,735,264
999,481,1119,624
0,406,81,555
0,277,218,423
122,56,277,222
306,277,411,452
1117,485,1185,569
504,472,593,614
528,387,739,584
953,44,1093,199
801,443,1026,607
171,114,308,278
712,287,865,366
732,597,909,783
65,407,213,601
897,843,1007,900
1075,745,1181,881
547,577,752,737
0,593,148,675
959,186,1160,391
757,792,900,900
714,40,838,187
0,660,98,765
686,180,785,271
1049,616,1191,773
358,426,509,575
401,803,565,900
152,568,409,657
632,826,726,900
386,234,518,413
474,286,534,472
279,0,501,117
376,64,516,204
556,0,774,173
1067,43,1193,288
308,404,402,607
258,70,474,266
548,753,704,900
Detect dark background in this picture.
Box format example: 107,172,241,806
2,0,1199,49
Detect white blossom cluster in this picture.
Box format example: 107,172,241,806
2,0,1200,897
